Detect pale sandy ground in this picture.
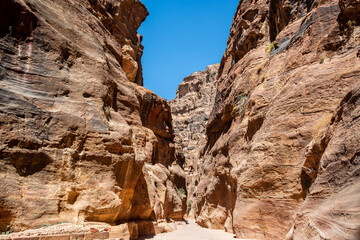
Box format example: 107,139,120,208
139,220,247,240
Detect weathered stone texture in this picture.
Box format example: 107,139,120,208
286,87,360,239
169,64,219,217
193,0,360,239
0,0,185,234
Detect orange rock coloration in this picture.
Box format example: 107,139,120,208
1,0,360,239
169,64,219,218
0,0,185,236
190,0,360,239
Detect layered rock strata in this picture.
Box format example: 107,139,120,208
169,64,219,217
0,0,185,235
193,0,360,239
0,219,177,240
286,87,360,239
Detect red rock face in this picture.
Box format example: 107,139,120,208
0,0,185,233
193,0,360,239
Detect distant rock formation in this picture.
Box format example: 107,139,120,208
0,0,185,234
169,64,219,217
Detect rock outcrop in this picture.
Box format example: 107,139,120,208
0,0,185,235
193,0,360,239
169,64,219,217
0,219,178,240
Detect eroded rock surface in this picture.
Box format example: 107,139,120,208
0,220,178,240
1,0,359,239
169,64,219,217
0,0,185,234
286,87,360,240
193,0,360,239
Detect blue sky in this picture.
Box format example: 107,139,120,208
139,0,238,100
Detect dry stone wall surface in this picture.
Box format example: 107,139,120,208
169,64,219,217
192,0,360,239
0,0,185,234
1,0,360,239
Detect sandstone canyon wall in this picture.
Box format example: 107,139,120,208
169,64,219,217
0,0,185,235
1,0,360,239
192,0,360,239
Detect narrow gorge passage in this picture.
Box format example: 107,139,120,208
139,220,236,240
0,0,359,240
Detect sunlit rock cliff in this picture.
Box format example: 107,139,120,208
0,0,186,237
170,64,219,218
0,0,359,239
191,0,360,239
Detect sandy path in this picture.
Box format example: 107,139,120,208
139,220,238,240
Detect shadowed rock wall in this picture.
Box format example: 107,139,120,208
0,0,185,233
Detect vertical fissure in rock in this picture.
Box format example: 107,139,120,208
300,136,329,197
268,0,291,42
300,89,359,198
